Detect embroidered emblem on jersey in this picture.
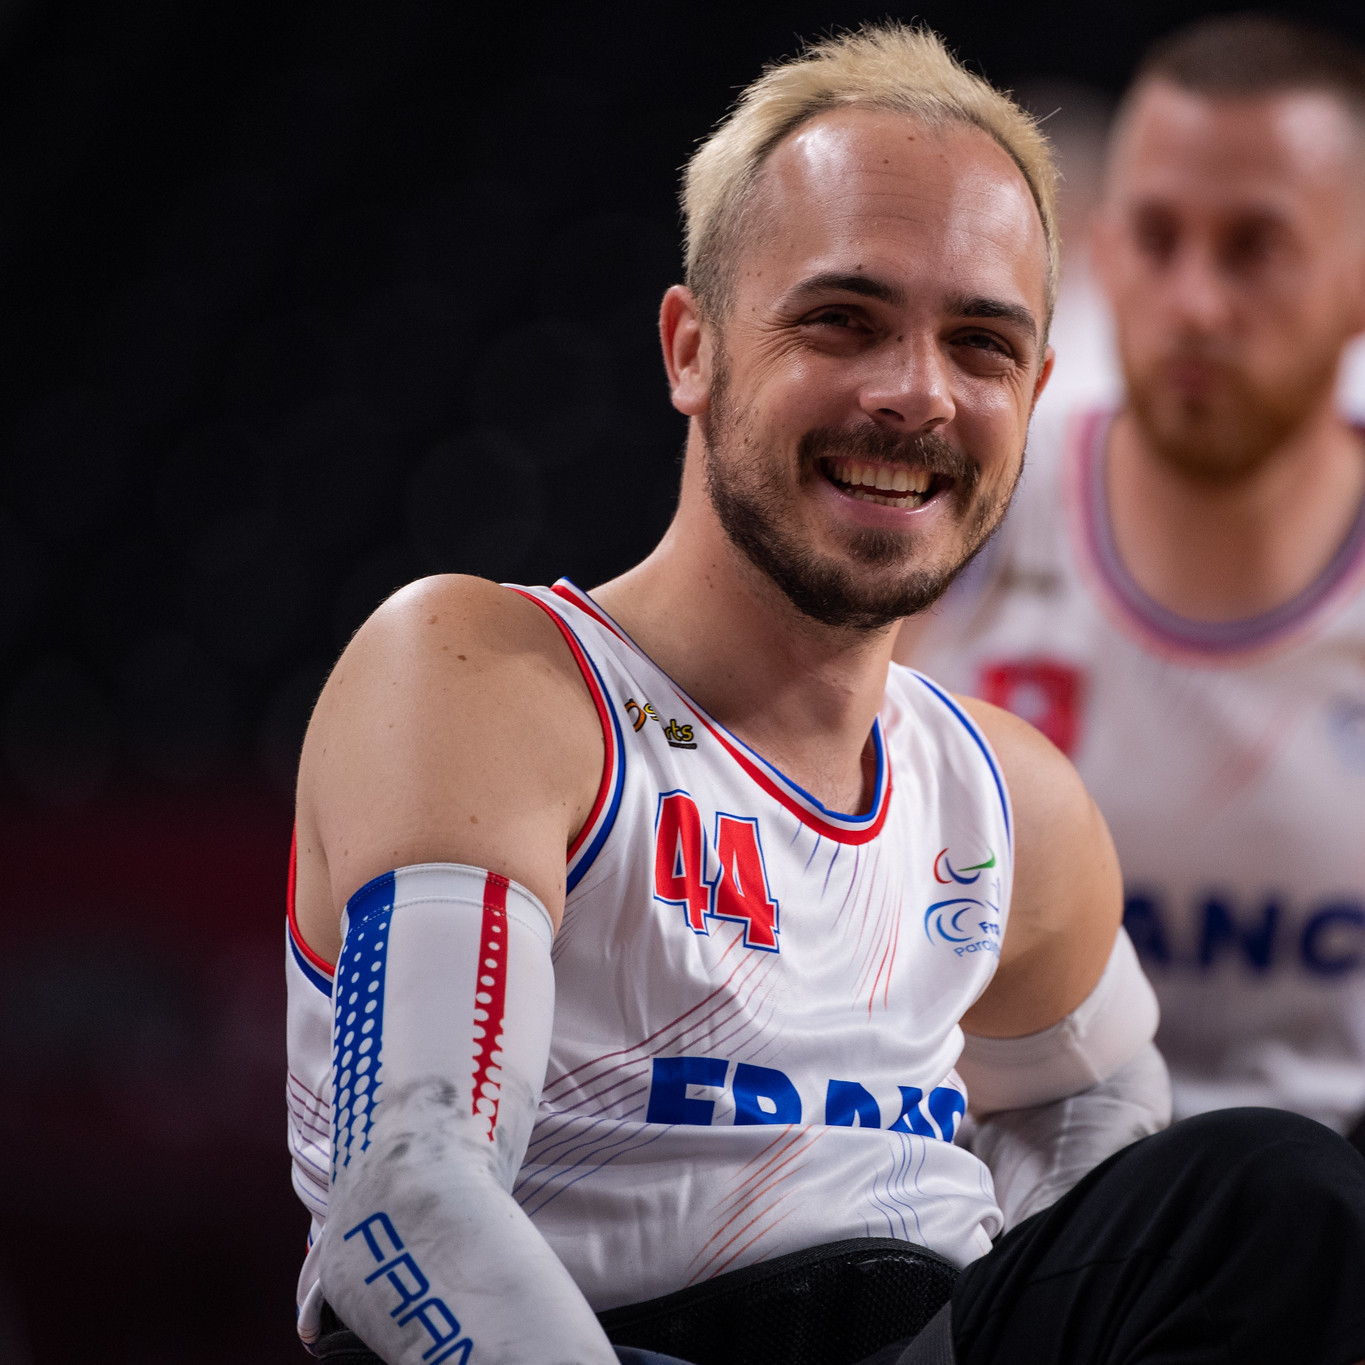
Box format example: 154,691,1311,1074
626,696,699,749
925,848,1002,957
624,697,659,731
978,658,1085,756
933,847,996,884
652,790,780,950
663,718,696,749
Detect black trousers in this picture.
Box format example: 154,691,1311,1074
945,1106,1365,1365
313,1109,1365,1365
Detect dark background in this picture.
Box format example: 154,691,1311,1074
0,2,1361,1360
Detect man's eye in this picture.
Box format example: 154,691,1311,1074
957,331,1008,354
806,310,859,329
1133,213,1177,263
1223,222,1281,272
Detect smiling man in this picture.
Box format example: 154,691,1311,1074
283,25,1365,1365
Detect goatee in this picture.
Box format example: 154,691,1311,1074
702,377,1015,631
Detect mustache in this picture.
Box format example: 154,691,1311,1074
1158,342,1242,370
797,425,979,492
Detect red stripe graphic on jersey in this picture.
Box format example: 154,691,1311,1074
511,589,618,865
680,707,892,844
471,872,512,1142
533,954,776,1135
689,1128,826,1282
286,824,336,977
539,949,771,1103
548,579,892,844
551,580,629,642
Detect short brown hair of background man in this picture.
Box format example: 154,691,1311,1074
910,11,1365,1163
285,22,1365,1365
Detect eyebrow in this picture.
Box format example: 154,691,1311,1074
783,273,1039,344
782,271,908,309
948,294,1039,344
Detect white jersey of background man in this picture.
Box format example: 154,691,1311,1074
289,578,1015,1332
911,405,1365,1134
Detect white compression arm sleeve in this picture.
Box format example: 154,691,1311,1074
317,864,616,1365
970,1043,1171,1229
958,929,1171,1230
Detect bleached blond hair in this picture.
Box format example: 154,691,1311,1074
682,23,1060,328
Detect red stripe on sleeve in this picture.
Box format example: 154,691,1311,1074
471,871,512,1141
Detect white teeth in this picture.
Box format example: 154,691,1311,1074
826,457,936,506
849,487,926,507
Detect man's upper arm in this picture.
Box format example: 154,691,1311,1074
293,575,604,962
959,696,1123,1039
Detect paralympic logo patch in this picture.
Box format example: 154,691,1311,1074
933,848,996,885
925,847,1002,957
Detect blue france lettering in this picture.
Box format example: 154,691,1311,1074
927,1085,967,1140
1123,893,1172,966
344,1213,474,1363
345,1210,404,1262
1124,890,1365,978
645,1055,728,1125
646,1058,964,1140
732,1063,802,1125
1301,905,1365,976
365,1251,429,1313
825,1079,881,1128
1198,898,1278,973
889,1086,936,1137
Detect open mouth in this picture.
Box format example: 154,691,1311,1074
820,457,947,510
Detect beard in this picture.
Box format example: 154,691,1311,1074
700,364,1018,632
1123,334,1342,483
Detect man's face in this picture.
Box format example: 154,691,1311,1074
694,109,1051,631
1097,81,1365,480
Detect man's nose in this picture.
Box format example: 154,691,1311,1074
858,335,956,432
1165,243,1235,335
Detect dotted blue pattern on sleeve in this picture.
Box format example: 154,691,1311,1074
332,870,395,1180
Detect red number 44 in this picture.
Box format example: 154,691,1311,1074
653,791,780,951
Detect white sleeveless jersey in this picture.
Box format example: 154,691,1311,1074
286,578,1013,1332
915,407,1365,1134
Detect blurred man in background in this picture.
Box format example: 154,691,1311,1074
905,13,1365,1149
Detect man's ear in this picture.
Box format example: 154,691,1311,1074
1088,207,1117,299
660,284,713,416
1031,345,1055,412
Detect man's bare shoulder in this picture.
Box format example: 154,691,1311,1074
957,696,1092,850
319,574,583,698
294,575,604,954
957,694,1122,1038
